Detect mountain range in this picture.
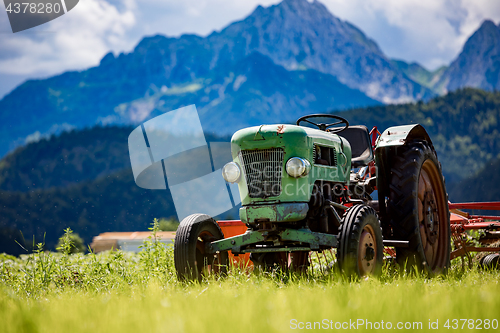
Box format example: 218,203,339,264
1,0,500,157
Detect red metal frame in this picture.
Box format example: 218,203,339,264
369,126,381,149
448,201,500,265
449,202,500,211
368,127,381,178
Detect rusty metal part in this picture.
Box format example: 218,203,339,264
418,159,449,270
324,204,341,230
207,227,338,254
326,200,348,211
239,202,309,224
450,232,473,270
289,251,310,273
358,224,377,275
384,247,397,258
242,247,310,253
448,202,500,210
449,198,500,267
195,230,227,276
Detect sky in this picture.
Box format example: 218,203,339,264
0,0,499,98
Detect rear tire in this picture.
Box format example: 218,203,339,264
387,141,451,275
337,205,383,278
174,214,229,281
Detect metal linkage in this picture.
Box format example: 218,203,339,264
207,228,338,254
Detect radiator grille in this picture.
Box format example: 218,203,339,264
239,148,284,198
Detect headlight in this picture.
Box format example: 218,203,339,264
222,162,241,183
286,157,311,178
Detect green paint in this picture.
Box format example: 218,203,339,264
231,124,352,208
239,202,309,223
208,228,338,254
280,228,337,250
208,230,265,254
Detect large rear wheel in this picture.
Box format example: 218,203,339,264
174,214,229,281
387,141,451,275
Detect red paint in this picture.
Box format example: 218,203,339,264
448,202,500,210
217,220,253,267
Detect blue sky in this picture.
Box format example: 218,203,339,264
0,0,499,98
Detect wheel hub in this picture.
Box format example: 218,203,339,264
365,245,375,261
358,227,376,273
417,159,449,272
422,192,439,244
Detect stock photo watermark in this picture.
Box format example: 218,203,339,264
290,318,499,330
3,0,79,32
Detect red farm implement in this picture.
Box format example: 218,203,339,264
448,202,500,269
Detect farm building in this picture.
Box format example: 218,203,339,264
90,231,175,253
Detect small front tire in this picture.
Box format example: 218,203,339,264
337,205,383,278
174,214,229,281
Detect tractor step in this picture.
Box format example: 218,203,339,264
383,240,410,247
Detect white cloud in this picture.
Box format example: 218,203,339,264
321,0,500,70
0,0,136,76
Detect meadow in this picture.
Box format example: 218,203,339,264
1,227,499,333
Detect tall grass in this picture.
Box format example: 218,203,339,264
0,225,499,332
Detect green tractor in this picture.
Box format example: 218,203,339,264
174,114,451,280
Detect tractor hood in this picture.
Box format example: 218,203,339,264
231,124,346,153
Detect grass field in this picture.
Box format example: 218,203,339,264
1,229,499,333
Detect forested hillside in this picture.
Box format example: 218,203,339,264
0,126,132,191
449,157,500,203
0,169,175,254
0,88,499,254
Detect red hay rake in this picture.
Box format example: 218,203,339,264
448,202,500,269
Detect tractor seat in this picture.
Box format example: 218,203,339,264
337,125,374,167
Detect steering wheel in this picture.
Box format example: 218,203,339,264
296,114,349,133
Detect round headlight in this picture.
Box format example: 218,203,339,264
286,157,311,178
222,162,241,183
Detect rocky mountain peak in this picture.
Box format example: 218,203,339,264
278,0,327,12
440,19,500,92
213,0,430,103
475,19,499,34
462,20,500,53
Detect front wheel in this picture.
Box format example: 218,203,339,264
174,214,229,281
337,205,383,278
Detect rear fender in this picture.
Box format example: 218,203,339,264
375,124,433,150
374,124,434,223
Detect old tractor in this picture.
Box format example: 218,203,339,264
173,114,451,280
